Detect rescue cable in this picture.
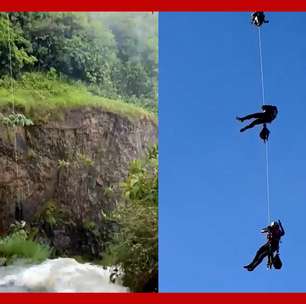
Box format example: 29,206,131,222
257,26,271,224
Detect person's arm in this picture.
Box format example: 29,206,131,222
261,226,269,233
278,220,285,236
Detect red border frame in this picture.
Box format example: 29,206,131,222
1,293,306,303
1,0,306,11
1,1,306,303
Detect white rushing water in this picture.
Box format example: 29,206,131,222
0,258,128,292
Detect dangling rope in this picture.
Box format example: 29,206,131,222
151,11,157,146
257,27,271,224
6,14,15,114
265,142,270,224
6,13,21,216
152,12,157,108
258,28,265,106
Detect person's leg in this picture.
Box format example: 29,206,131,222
237,112,265,121
244,244,269,271
240,118,265,132
267,245,274,268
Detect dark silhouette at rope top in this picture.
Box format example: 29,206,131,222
244,220,285,271
251,12,269,27
236,104,278,135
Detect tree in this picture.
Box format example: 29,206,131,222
105,146,158,292
0,13,36,76
1,12,158,112
94,13,158,101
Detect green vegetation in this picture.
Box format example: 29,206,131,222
0,222,51,263
36,200,74,234
0,72,155,122
0,113,33,127
0,236,51,262
38,200,58,229
104,146,158,292
58,159,71,169
0,14,36,75
75,152,94,168
0,12,157,113
58,153,93,169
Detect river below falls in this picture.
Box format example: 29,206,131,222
0,257,128,292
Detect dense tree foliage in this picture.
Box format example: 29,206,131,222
0,12,157,111
105,146,158,292
0,13,36,76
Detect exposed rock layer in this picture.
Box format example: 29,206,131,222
0,107,157,255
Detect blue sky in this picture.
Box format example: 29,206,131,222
159,12,306,292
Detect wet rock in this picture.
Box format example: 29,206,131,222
53,230,71,250
0,257,7,266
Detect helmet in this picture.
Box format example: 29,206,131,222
270,221,279,227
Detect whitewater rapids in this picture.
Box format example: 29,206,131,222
0,258,128,292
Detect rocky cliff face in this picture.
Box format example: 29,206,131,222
0,107,157,256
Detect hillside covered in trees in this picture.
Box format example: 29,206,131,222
0,12,158,112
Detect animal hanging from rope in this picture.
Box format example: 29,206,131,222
259,123,270,142
244,220,285,271
236,105,278,142
251,12,269,27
